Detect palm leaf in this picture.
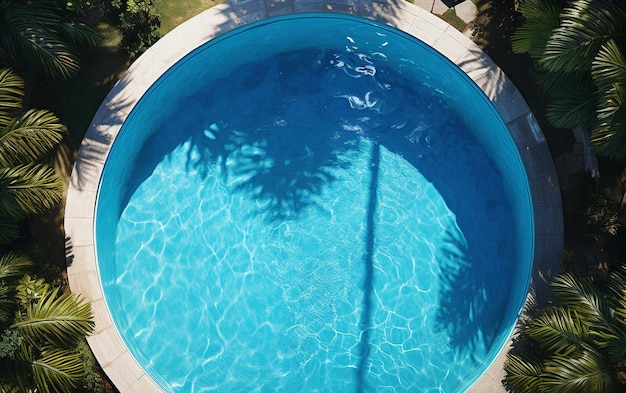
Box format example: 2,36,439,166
541,0,626,74
0,68,24,127
0,214,20,246
545,84,597,129
542,351,613,393
606,266,626,305
0,251,33,281
0,0,101,79
537,67,591,98
0,109,66,167
550,272,613,332
8,340,85,393
590,86,626,159
526,306,591,356
0,344,35,392
12,287,94,348
56,21,103,48
591,39,626,88
0,13,81,79
503,352,545,392
512,0,561,59
0,163,63,217
0,282,13,323
31,347,85,393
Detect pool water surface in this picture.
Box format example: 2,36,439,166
95,14,533,393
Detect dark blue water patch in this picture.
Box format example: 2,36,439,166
105,45,517,392
96,13,533,393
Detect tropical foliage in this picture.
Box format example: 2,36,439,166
512,0,626,159
113,0,161,60
0,68,66,246
0,0,102,79
504,269,626,392
0,251,95,393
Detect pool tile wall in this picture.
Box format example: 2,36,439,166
65,0,563,391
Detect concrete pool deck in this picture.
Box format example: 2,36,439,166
64,0,563,391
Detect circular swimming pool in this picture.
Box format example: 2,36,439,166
93,13,534,393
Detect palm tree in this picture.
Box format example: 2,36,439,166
0,251,95,393
0,0,102,80
0,68,66,245
512,0,626,159
504,269,626,392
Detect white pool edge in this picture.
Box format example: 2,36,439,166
64,1,563,391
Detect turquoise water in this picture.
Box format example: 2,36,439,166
96,14,534,393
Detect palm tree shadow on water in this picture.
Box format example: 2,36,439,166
356,141,379,393
122,55,358,221
117,42,516,390
409,136,519,363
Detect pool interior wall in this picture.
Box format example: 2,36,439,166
68,1,558,390
95,13,532,393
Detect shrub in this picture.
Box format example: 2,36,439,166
114,0,161,60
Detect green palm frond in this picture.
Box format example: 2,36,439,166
31,347,85,393
606,266,626,301
0,282,13,323
526,306,591,356
0,344,35,392
0,109,66,167
503,352,545,393
56,21,103,48
1,25,81,80
1,4,78,79
541,0,626,74
512,0,561,59
0,214,20,246
12,288,94,348
536,67,591,98
0,251,33,281
590,86,626,159
542,351,613,393
0,0,101,79
9,340,86,393
550,272,613,332
0,68,24,127
592,39,626,88
545,84,597,129
0,163,63,216
588,39,626,158
606,290,626,363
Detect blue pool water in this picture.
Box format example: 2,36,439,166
96,14,534,393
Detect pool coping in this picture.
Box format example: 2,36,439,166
64,0,564,392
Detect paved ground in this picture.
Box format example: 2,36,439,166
415,0,478,22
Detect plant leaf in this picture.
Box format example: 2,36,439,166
541,0,626,74
12,287,94,348
1,7,80,79
512,0,561,59
526,306,590,356
0,214,20,246
503,352,545,393
543,351,613,393
550,272,613,332
0,108,66,167
0,68,24,127
0,251,33,281
31,347,86,393
0,163,63,217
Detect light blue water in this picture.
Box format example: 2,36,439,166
96,14,534,393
